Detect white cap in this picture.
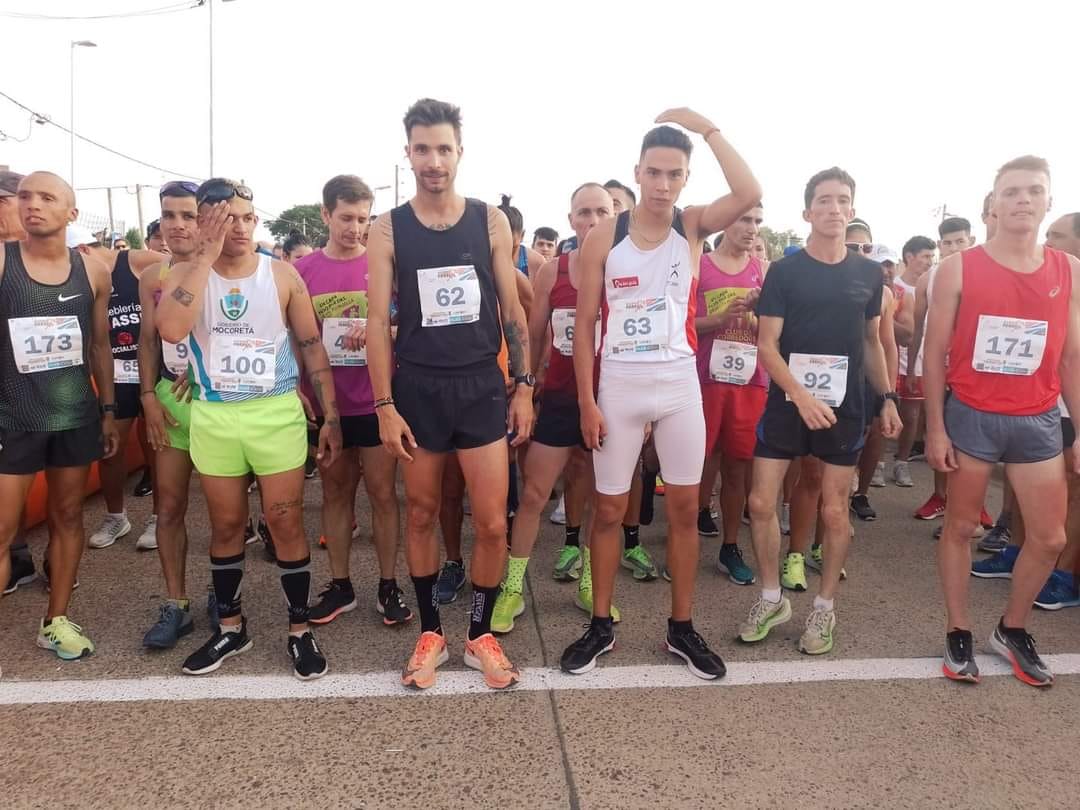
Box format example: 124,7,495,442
65,224,98,249
869,243,899,265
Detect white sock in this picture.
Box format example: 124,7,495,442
219,623,242,635
762,587,782,604
289,629,306,639
814,595,834,612
107,511,126,519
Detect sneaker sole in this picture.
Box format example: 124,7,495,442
942,662,980,684
292,661,329,681
561,639,615,675
989,633,1053,687
401,647,450,690
970,570,1013,580
308,599,359,626
135,540,158,552
553,558,583,582
143,620,195,649
716,561,755,585
850,507,877,522
665,641,725,680
738,602,792,643
181,638,254,675
36,638,94,660
698,527,720,537
1033,598,1080,611
376,599,414,626
798,637,834,655
88,523,132,549
3,572,37,595
620,557,658,582
550,516,567,525
781,579,807,592
463,651,520,689
914,511,945,520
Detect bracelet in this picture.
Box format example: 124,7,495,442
374,397,394,409
702,127,721,141
140,389,156,397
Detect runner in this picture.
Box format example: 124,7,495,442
561,109,761,678
282,231,313,265
532,226,558,260
156,178,341,680
925,156,1080,687
740,167,901,655
296,174,412,627
0,171,120,663
366,98,534,690
491,181,616,633
695,204,765,586
500,195,545,279
146,219,170,254
603,180,636,215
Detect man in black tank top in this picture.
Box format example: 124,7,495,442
0,171,119,665
367,98,535,690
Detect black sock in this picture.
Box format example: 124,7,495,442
412,573,442,634
210,552,245,621
468,583,501,640
333,577,354,593
623,524,640,551
995,510,1012,530
278,556,311,626
590,614,614,635
565,525,581,548
11,539,29,556
640,470,656,525
668,618,693,635
507,462,519,514
378,577,396,598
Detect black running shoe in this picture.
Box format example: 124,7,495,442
133,466,153,497
990,621,1053,687
376,582,414,626
304,457,317,480
942,629,980,683
4,553,37,595
697,507,719,537
666,622,726,680
41,557,78,593
258,517,276,562
182,620,253,676
308,581,358,625
850,493,877,522
288,631,328,680
560,621,615,675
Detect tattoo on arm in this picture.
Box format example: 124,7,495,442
171,287,194,306
503,320,529,377
296,335,320,349
308,368,338,418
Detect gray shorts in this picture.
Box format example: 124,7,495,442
945,396,1062,464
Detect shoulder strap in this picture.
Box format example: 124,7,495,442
672,207,687,239
612,210,630,248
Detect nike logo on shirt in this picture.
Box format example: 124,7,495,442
57,294,82,302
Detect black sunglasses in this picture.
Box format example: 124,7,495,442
197,179,253,206
160,180,200,198
846,243,874,255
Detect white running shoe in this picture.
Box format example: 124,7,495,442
89,513,132,549
135,515,158,551
893,460,914,487
870,462,886,488
550,495,566,525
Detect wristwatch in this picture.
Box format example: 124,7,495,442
101,403,118,416
514,373,536,388
879,392,900,413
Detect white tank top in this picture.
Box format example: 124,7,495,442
189,253,299,401
600,209,696,364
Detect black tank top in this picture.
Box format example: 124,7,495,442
108,250,141,365
391,198,501,374
0,241,98,431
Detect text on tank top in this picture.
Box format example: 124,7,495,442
390,198,501,375
188,252,298,401
946,245,1071,415
108,250,142,385
0,241,98,430
695,252,766,387
600,209,697,363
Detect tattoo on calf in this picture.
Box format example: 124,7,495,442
171,287,195,306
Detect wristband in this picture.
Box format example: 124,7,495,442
101,403,118,415
374,397,394,410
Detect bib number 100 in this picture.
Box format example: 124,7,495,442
221,355,267,376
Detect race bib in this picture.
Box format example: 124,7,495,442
551,308,601,357
113,357,139,385
709,339,757,385
162,338,191,377
323,317,367,367
972,315,1047,376
787,353,848,407
8,316,83,373
604,298,669,357
417,265,482,327
210,335,276,393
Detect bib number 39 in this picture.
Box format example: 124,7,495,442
972,315,1047,376
787,352,848,408
709,339,757,385
417,265,482,327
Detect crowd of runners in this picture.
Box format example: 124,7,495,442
1,97,1079,689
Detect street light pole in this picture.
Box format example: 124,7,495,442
69,40,97,187
207,0,238,178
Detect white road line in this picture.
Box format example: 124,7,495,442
2,654,1080,705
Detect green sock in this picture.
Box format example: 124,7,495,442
505,555,529,593
167,598,190,611
579,546,592,592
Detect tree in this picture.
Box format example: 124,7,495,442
266,203,326,244
759,226,801,259
124,227,143,249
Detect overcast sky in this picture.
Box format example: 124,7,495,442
2,0,1078,251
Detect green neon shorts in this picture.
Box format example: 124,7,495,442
154,377,192,452
190,392,307,478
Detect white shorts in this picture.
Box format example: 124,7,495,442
593,358,705,495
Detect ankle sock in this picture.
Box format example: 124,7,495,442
468,583,500,640
565,525,581,547
505,555,529,593
623,525,640,551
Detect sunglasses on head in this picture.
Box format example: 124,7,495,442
159,180,200,199
197,179,253,206
846,243,874,254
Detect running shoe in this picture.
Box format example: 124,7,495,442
133,467,153,497
288,631,328,680
942,628,980,683
436,560,466,604
666,623,725,680
781,552,807,591
491,589,525,634
1033,570,1080,611
698,507,719,537
243,517,258,545
870,462,886,488
806,544,847,580
909,440,926,461
849,494,877,522
88,513,132,549
574,588,621,622
550,495,567,525
304,457,317,480
308,581,358,625
798,607,836,655
36,616,95,660
779,502,791,536
655,476,665,496
4,553,37,595
135,515,158,551
552,545,582,581
717,543,755,585
977,525,1011,554
621,545,658,581
142,602,194,649
560,621,615,674
914,493,946,520
376,582,414,626
892,460,914,488
464,633,520,689
738,595,791,643
970,545,1019,579
182,621,253,675
40,558,79,593
401,631,448,689
979,508,994,530
989,621,1053,687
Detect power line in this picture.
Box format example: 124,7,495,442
0,2,198,21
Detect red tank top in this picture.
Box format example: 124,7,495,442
545,252,579,395
946,246,1071,416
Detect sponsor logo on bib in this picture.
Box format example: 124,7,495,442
220,288,249,321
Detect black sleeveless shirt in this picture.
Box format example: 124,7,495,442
390,198,501,375
108,250,141,365
0,241,98,431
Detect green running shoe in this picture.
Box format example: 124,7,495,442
738,595,791,643
574,587,621,622
798,607,836,655
806,544,847,580
553,545,582,581
491,589,525,634
37,616,95,660
621,545,658,581
781,552,807,591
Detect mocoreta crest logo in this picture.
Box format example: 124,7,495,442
220,287,249,321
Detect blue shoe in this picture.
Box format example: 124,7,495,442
976,525,1011,553
1034,570,1080,610
436,560,466,605
971,545,1019,579
143,602,194,649
717,543,755,585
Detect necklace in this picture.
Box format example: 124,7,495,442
630,209,671,246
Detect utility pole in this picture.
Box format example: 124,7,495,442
106,187,115,238
394,164,400,207
135,184,145,239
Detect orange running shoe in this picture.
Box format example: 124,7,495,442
464,633,521,689
401,631,448,690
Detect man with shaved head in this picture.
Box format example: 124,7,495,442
0,172,119,668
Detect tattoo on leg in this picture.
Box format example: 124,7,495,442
171,287,195,306
267,497,304,518
503,320,528,378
